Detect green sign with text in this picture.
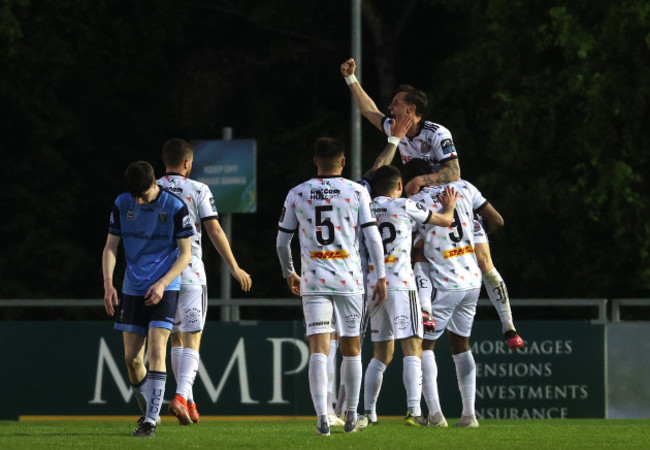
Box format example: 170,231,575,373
0,321,604,419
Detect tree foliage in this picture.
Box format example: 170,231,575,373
1,0,648,299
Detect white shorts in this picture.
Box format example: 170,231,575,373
473,218,488,245
368,290,423,342
302,294,364,337
172,284,208,334
424,288,480,341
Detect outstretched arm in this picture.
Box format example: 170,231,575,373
405,159,461,195
204,219,252,292
340,58,385,131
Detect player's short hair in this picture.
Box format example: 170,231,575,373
371,165,402,197
396,84,428,117
162,138,194,168
314,137,345,171
124,161,156,198
401,158,430,190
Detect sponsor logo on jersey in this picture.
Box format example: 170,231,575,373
126,209,134,221
279,206,286,223
443,245,475,259
441,139,456,155
209,197,217,212
385,255,399,264
159,212,167,223
310,250,349,259
310,188,341,200
182,214,192,228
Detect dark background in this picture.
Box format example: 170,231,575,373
1,1,649,306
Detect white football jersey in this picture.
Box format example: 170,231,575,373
278,176,376,295
411,180,482,291
368,196,431,291
158,173,219,285
383,118,457,171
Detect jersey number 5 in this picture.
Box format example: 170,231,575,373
315,205,335,245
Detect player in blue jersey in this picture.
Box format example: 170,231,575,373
102,161,194,438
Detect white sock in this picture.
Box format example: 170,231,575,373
414,262,432,314
308,353,329,417
145,370,166,424
131,371,149,415
363,358,386,421
334,380,346,415
483,268,515,333
171,346,183,383
453,350,476,417
176,348,200,401
403,356,422,417
341,355,362,420
421,350,441,416
327,340,338,414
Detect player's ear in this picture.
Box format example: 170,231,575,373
340,156,346,168
397,180,403,191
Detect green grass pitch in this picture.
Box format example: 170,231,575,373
1,417,648,449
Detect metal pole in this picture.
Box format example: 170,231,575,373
351,0,362,181
220,127,234,321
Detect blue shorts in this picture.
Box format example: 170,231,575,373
114,291,179,336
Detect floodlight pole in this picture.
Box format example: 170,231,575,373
220,126,236,321
350,0,362,181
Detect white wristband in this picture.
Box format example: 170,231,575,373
344,74,358,85
387,136,401,146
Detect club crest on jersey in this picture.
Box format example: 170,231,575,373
158,212,167,223
126,209,134,221
310,250,349,259
420,142,432,154
443,245,474,259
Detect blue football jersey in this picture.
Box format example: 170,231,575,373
108,188,194,295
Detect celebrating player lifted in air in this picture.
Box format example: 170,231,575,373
340,57,524,349
276,137,386,436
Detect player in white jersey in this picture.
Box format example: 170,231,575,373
410,180,487,428
362,165,457,427
340,58,524,350
158,138,252,425
276,137,386,436
340,58,460,196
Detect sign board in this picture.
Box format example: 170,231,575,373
191,139,256,213
0,320,605,419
